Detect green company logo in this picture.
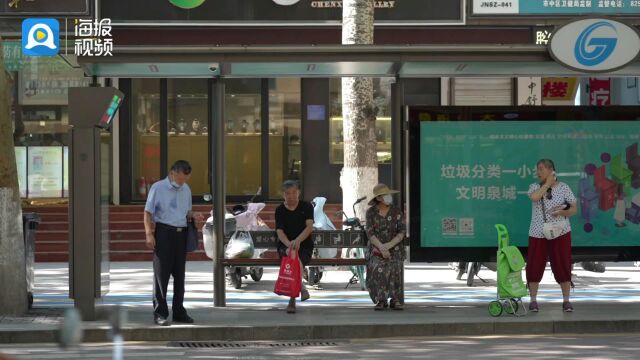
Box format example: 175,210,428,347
169,0,206,9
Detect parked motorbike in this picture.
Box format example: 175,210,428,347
452,261,497,287
337,196,368,290
225,200,270,289
304,196,338,286
202,194,236,259
579,261,606,273
202,188,269,289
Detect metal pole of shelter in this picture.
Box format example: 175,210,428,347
69,125,101,320
212,78,226,307
391,79,405,305
391,78,404,200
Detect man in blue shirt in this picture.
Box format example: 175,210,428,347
144,160,201,326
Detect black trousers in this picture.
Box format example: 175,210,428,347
153,223,187,318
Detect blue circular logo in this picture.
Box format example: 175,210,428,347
574,21,618,67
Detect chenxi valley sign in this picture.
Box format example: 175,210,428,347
104,0,463,24
308,1,396,8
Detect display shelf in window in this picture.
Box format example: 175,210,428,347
329,116,392,164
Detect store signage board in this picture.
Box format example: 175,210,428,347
1,0,90,16
473,0,640,15
589,77,612,104
102,0,464,25
2,41,30,72
549,18,640,72
307,105,326,121
541,77,579,101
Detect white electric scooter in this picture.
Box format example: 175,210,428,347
305,197,338,286
202,189,269,289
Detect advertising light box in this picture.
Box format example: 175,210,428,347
408,107,640,262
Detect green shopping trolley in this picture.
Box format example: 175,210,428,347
488,224,528,317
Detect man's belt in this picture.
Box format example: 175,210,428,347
156,223,187,232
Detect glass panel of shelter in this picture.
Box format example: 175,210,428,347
329,78,393,165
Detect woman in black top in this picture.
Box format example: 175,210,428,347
275,180,314,314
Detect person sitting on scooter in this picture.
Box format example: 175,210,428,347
275,180,314,314
365,183,406,311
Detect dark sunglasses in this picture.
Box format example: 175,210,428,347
546,187,553,200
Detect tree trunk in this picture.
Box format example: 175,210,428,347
0,37,28,315
341,0,377,220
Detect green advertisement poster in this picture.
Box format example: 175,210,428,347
420,120,640,248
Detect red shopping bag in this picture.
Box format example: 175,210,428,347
274,250,301,298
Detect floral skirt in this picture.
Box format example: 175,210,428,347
366,254,403,304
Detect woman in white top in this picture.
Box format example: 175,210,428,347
526,159,577,313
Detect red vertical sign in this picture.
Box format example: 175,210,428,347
589,78,611,106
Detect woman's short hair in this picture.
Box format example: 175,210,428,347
282,180,300,191
170,160,192,175
536,159,555,171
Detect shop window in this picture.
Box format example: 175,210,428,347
225,79,262,197
167,79,209,196
17,57,88,147
268,78,301,199
131,79,161,200
329,78,393,164
12,54,90,198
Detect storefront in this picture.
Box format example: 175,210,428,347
5,1,640,205
87,1,639,204
114,77,405,203
91,0,470,204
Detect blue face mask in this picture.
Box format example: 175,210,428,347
382,194,393,205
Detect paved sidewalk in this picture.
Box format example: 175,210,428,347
1,262,640,343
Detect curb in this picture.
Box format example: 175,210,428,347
3,319,640,344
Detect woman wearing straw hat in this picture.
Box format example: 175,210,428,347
365,183,407,310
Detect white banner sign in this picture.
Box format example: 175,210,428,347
473,0,519,14
517,77,542,105
28,146,63,198
15,147,27,198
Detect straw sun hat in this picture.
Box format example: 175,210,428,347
368,183,399,206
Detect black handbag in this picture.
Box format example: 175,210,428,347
186,219,198,253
